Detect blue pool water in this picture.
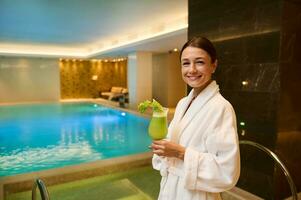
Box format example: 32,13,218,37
0,102,151,177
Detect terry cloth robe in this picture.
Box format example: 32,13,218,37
152,81,240,200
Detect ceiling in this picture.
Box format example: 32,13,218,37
0,0,187,58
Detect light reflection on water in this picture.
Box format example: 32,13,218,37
0,103,150,177
0,141,101,174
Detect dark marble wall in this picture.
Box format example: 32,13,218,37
189,0,300,199
275,0,301,198
215,32,280,148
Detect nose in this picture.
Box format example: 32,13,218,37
188,63,197,73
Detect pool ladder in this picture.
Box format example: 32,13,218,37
29,141,297,200
32,178,50,200
239,140,298,200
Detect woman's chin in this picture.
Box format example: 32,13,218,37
188,84,201,89
187,82,203,88
187,81,210,90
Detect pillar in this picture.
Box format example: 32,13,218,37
127,52,152,109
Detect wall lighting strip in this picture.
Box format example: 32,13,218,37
87,23,188,58
0,47,87,58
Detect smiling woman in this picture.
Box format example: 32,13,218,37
180,37,217,93
150,36,240,200
181,46,217,94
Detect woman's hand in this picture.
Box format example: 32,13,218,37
151,140,186,160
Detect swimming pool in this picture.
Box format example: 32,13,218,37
0,102,151,177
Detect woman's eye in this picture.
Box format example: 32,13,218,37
182,62,190,66
196,61,204,65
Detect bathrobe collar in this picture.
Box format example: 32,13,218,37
171,80,220,143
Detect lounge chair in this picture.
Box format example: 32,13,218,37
101,87,128,100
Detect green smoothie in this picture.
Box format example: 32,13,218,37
148,116,168,140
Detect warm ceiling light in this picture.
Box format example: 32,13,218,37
173,48,178,52
91,75,98,81
242,81,248,86
0,20,188,58
0,16,188,58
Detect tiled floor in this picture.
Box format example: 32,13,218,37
6,166,160,200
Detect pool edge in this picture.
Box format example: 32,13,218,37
0,152,152,200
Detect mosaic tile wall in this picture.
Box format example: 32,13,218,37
60,60,127,99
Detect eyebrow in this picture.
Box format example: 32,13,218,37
181,57,205,61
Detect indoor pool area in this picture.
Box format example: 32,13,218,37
0,101,158,200
1,0,301,200
0,102,151,177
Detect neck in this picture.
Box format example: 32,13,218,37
192,79,213,97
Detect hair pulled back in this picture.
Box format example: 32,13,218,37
180,36,217,63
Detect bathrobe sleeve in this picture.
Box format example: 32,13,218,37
152,116,176,176
183,102,240,192
152,99,185,176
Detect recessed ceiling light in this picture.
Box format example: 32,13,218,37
242,81,248,86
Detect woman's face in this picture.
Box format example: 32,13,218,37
181,46,217,90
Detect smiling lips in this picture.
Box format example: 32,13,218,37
186,75,202,81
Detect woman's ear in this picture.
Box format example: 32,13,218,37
212,60,218,73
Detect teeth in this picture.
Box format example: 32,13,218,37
188,76,200,80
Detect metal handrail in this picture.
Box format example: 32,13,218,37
239,140,298,200
32,178,50,200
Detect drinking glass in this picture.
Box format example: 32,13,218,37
148,108,168,140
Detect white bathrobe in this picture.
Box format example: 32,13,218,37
152,81,240,200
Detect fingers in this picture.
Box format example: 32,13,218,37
153,139,169,146
153,149,164,156
151,143,165,150
151,140,186,159
152,140,164,145
151,140,177,157
150,141,166,156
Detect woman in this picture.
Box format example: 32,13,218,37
151,36,240,200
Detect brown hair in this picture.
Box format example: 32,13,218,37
180,36,217,63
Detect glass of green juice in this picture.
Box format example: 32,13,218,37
148,108,168,140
